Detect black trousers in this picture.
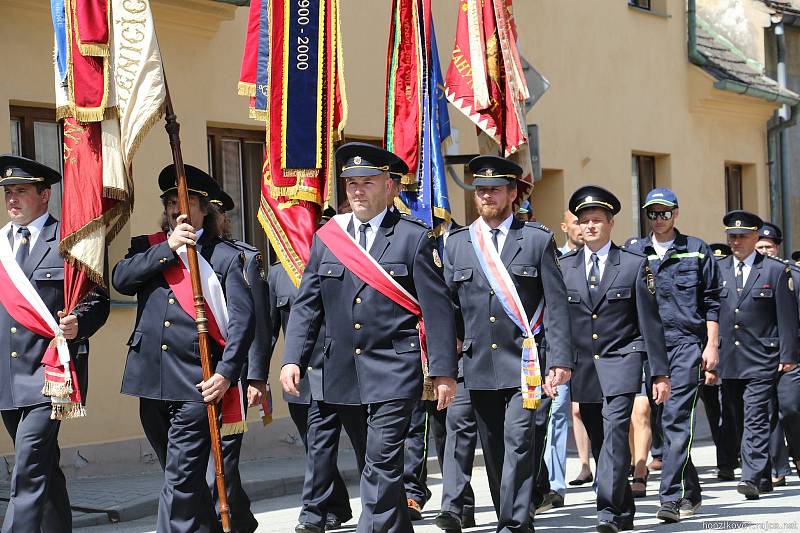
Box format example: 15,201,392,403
579,401,604,466
403,400,433,506
596,393,636,528
769,391,791,478
719,380,744,471
358,399,416,533
777,366,800,461
721,378,775,485
1,404,71,533
532,395,552,508
206,392,258,533
699,383,722,467
140,398,221,533
297,401,368,529
440,381,477,519
470,388,537,533
287,402,354,522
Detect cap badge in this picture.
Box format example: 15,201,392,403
585,196,593,202
486,168,494,176
5,169,12,177
354,156,362,165
735,220,742,227
765,230,771,235
653,193,663,197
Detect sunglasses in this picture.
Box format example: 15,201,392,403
646,210,674,220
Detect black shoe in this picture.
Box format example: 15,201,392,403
596,520,619,533
325,513,349,530
549,491,565,508
759,480,774,493
717,468,736,481
773,476,787,487
678,498,701,518
295,524,323,533
569,472,594,486
435,511,462,532
620,520,634,531
657,501,680,523
737,480,760,500
462,506,476,528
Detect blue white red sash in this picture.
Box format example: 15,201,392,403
316,215,435,400
147,232,246,435
468,221,543,409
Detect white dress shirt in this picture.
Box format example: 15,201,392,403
735,250,757,287
352,208,387,252
584,240,612,281
9,212,50,254
478,214,514,253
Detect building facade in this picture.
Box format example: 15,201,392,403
0,0,792,472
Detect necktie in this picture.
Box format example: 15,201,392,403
588,253,600,291
491,228,500,252
736,262,744,292
16,227,30,267
359,223,369,250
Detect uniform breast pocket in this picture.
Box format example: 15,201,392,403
567,291,581,304
606,287,632,302
126,330,143,350
675,268,699,303
752,288,774,300
392,335,421,356
33,267,64,284
380,263,409,279
320,263,345,280
276,296,291,309
453,268,473,283
510,265,538,278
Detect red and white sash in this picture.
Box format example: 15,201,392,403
0,223,83,419
147,233,246,435
316,215,435,400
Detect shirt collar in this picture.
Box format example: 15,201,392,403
738,250,757,268
353,208,387,231
12,212,49,240
479,213,514,235
585,240,612,263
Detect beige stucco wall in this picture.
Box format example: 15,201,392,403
0,0,780,456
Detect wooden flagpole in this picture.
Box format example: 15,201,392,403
162,80,232,532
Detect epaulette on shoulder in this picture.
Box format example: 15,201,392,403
399,213,430,229
448,225,470,237
620,246,646,258
231,239,260,253
525,221,552,233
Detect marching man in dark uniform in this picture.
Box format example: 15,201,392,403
560,186,670,533
0,155,110,533
206,190,271,533
625,188,721,522
112,165,254,532
717,211,798,500
280,142,457,533
443,155,573,533
270,210,368,533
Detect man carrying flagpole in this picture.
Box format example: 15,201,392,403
442,155,572,533
0,155,110,533
112,165,254,533
280,142,457,533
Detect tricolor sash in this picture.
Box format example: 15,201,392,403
147,233,246,436
468,221,543,409
0,223,83,420
316,215,434,400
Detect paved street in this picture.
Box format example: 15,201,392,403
76,442,800,532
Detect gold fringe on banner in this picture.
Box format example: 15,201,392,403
220,421,248,437
238,81,257,97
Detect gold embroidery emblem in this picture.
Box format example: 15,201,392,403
735,220,742,227
433,248,442,268
354,156,362,165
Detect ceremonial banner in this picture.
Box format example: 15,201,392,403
385,0,452,232
50,0,165,419
240,0,347,286
445,0,530,159
238,0,270,120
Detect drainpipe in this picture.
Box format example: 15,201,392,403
775,22,793,254
687,0,707,67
